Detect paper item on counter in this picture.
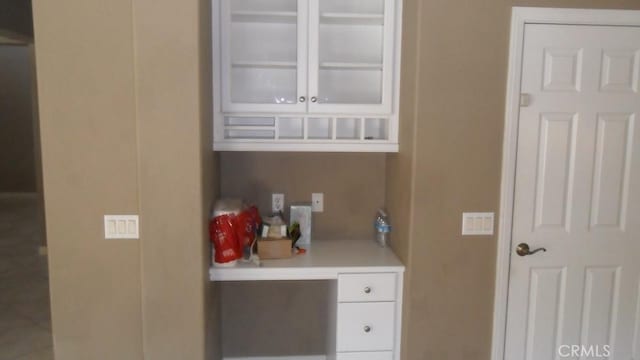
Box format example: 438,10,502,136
290,204,312,245
267,224,287,238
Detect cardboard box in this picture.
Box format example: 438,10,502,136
257,237,292,259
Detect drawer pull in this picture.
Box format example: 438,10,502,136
364,326,371,333
364,287,372,294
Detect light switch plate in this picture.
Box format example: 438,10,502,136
104,215,139,239
462,212,494,236
272,193,285,213
311,193,324,212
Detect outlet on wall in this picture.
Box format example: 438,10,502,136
311,193,324,212
272,193,285,213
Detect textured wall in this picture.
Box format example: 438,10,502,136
0,45,36,192
220,152,386,240
218,152,386,356
33,0,216,358
133,0,215,358
33,0,143,358
0,0,33,37
388,1,640,360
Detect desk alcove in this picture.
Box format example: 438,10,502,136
210,240,405,360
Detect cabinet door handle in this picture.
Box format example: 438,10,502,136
364,286,372,294
299,96,306,103
364,325,371,333
311,96,318,103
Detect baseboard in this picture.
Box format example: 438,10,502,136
224,356,326,360
0,192,38,199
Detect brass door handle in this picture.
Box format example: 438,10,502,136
516,243,546,257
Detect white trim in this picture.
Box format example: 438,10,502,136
224,357,325,360
213,141,398,153
491,7,640,360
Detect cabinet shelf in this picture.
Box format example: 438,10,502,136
320,12,384,26
232,60,297,69
231,11,297,24
320,62,383,71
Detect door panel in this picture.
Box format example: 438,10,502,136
505,24,640,360
307,0,394,114
220,0,308,113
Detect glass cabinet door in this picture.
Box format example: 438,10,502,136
220,0,307,113
308,0,395,114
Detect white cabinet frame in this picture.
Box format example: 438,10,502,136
219,0,308,113
307,0,395,115
212,0,403,152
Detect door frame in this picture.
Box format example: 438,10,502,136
491,7,640,360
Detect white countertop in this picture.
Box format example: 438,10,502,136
209,239,405,281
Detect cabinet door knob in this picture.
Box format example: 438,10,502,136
311,96,318,103
299,96,306,103
364,287,372,294
364,325,371,333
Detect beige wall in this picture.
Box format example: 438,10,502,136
0,44,36,193
0,0,33,37
220,152,386,240
219,152,385,356
133,0,216,358
389,1,640,360
33,0,215,359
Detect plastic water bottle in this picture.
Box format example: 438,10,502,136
375,209,391,247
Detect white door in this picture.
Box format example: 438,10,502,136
505,24,640,359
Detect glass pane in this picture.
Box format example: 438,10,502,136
318,68,382,104
319,0,384,15
232,0,297,13
228,0,298,105
317,0,385,105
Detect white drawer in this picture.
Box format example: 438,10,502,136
336,351,393,360
336,302,395,352
338,273,397,302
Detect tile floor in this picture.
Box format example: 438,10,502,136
0,194,53,360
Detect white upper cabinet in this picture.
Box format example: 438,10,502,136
213,0,403,152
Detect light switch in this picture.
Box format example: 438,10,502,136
462,212,494,235
104,215,139,239
311,193,324,212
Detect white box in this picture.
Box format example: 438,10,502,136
290,204,312,245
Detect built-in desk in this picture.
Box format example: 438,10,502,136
210,240,405,360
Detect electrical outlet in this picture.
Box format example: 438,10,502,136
272,193,285,213
311,193,324,212
104,215,139,239
462,212,494,235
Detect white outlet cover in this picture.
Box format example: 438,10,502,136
272,193,285,212
311,193,324,212
462,212,494,236
104,215,139,239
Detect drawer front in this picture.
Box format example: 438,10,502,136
336,302,395,352
337,351,393,360
338,273,397,302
